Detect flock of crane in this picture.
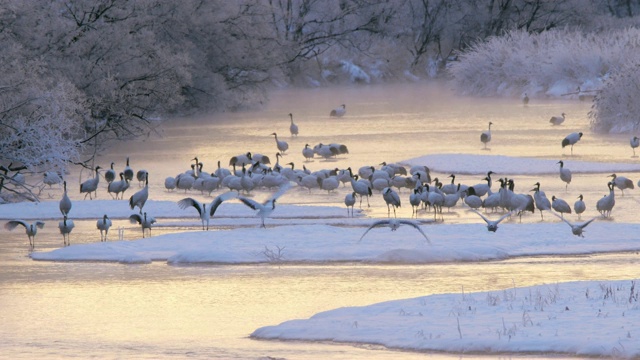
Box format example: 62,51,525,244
3,101,638,249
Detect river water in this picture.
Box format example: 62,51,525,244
1,82,639,359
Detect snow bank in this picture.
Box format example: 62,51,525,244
252,279,640,358
402,154,640,175
29,221,640,264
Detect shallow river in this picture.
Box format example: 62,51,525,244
1,82,639,359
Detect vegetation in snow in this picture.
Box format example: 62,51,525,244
449,27,640,134
589,62,640,133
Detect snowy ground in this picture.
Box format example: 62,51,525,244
2,153,640,358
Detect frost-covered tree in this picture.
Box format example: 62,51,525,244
1,1,191,200
167,1,286,111
589,62,640,133
448,28,640,98
265,0,398,84
0,44,86,200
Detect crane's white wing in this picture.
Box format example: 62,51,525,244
466,208,491,224
209,191,237,216
579,216,600,229
4,220,28,231
177,197,203,216
358,220,391,243
129,214,142,224
494,211,514,224
238,197,262,211
398,220,431,244
35,221,45,229
267,182,292,203
548,210,572,227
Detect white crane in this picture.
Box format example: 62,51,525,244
410,165,430,184
382,187,401,217
471,171,494,197
497,178,512,211
296,173,318,193
358,219,430,244
314,144,338,160
177,192,236,230
426,184,445,220
574,194,586,219
440,174,459,194
129,172,149,214
561,132,582,155
409,188,422,217
215,160,232,179
4,220,45,250
240,166,256,194
318,175,339,194
549,113,566,125
551,196,572,218
238,183,291,228
371,177,390,192
164,176,176,192
348,168,372,208
271,132,289,155
330,104,346,117
631,136,639,157
482,192,501,212
288,113,298,137
610,173,634,195
108,172,130,200
345,191,356,217
443,184,462,211
548,211,600,238
302,144,315,161
136,169,148,187
176,172,195,192
510,193,535,220
58,215,75,247
96,214,112,242
463,186,483,209
59,181,72,217
557,160,572,190
202,175,221,195
329,143,349,156
104,162,116,184
531,182,551,220
596,182,615,218
129,212,156,238
272,153,284,172
480,121,492,149
123,157,134,182
80,166,101,200
43,171,63,188
467,208,513,232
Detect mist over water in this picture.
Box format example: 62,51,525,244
2,82,639,359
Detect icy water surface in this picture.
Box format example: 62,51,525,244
1,82,639,359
